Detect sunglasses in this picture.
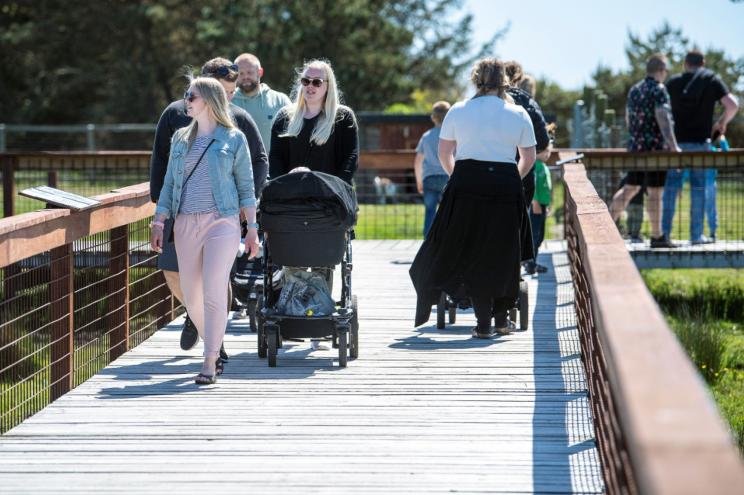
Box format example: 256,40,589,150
204,64,239,79
183,91,200,103
301,77,325,88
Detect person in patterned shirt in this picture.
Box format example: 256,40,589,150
609,53,681,248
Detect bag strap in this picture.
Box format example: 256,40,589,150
183,138,216,188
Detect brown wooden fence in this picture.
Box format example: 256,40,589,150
0,183,179,433
562,156,744,494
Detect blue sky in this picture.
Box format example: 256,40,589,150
465,0,744,89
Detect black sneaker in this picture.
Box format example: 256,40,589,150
650,236,676,249
179,315,199,350
534,263,548,273
523,262,536,275
472,326,495,339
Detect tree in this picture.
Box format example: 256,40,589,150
0,0,498,124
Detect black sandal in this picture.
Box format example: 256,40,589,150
194,373,217,385
215,358,225,376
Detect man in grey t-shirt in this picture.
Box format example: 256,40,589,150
232,53,291,154
414,101,450,237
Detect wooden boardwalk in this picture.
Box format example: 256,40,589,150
0,240,603,494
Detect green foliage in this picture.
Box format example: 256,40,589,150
642,269,744,322
0,0,502,123
643,268,744,453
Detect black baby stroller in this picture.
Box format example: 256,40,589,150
256,170,359,368
435,279,529,331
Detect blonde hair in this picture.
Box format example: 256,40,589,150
518,75,537,97
471,58,512,102
282,59,350,146
184,77,235,148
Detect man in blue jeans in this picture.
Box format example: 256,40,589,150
663,50,739,244
414,101,451,237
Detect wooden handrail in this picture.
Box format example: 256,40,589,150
0,182,153,268
562,159,744,494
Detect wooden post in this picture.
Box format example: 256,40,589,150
47,171,58,189
107,226,129,362
3,155,15,217
50,243,74,401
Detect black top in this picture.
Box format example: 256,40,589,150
149,100,269,202
666,68,729,142
269,106,359,184
506,87,550,152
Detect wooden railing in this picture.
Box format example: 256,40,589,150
562,158,744,494
0,183,179,433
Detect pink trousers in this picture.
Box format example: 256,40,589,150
174,212,240,358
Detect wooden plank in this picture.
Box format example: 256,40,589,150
0,242,602,494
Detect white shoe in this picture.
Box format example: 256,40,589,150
311,339,330,351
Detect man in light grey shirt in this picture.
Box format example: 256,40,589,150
232,53,291,154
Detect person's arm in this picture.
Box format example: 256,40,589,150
516,146,536,178
336,109,359,183
654,84,681,152
268,110,290,180
527,97,550,153
712,93,740,136
233,133,260,259
234,109,269,196
438,139,456,176
149,105,175,202
150,134,178,253
654,106,681,151
413,153,425,194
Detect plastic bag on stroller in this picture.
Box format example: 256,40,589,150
275,269,335,316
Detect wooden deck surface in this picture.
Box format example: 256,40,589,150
0,240,603,494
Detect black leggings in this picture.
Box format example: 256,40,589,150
470,294,514,328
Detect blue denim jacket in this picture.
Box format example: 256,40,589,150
155,124,256,218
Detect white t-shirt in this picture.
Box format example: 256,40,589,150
439,96,536,164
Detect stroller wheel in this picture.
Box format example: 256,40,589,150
267,326,278,367
350,295,359,359
337,329,348,368
519,280,529,330
436,292,446,329
257,296,267,358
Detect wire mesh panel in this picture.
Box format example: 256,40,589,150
1,208,179,433
0,252,62,432
584,152,744,251
354,168,424,239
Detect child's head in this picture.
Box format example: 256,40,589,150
430,101,451,126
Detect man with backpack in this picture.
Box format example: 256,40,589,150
662,50,739,244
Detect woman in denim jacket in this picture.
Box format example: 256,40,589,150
151,77,260,385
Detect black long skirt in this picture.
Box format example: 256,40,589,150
409,159,533,327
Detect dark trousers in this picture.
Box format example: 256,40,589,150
529,205,547,259
470,294,514,329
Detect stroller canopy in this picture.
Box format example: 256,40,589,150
259,170,358,232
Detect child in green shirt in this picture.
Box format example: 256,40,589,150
526,153,552,275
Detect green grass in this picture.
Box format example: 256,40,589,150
642,268,744,453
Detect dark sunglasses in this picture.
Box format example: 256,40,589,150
204,64,239,79
301,77,325,88
183,91,200,103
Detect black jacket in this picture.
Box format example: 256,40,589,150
149,100,269,202
507,87,549,153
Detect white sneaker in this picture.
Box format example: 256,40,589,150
311,339,330,351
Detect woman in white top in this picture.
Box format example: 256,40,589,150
409,58,537,338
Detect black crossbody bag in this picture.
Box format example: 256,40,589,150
167,138,216,242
